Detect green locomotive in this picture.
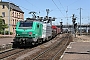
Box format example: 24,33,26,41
13,19,52,47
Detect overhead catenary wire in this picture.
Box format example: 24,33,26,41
58,0,69,25
25,0,43,14
51,0,65,18
58,0,66,11
25,0,40,10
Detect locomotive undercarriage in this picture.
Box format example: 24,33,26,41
12,36,53,48
12,37,38,47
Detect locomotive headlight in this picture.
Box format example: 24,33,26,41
16,34,18,36
16,34,20,36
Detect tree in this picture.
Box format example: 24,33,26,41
0,16,8,32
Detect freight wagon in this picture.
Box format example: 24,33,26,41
52,25,61,35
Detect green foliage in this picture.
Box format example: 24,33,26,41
0,16,8,32
0,31,13,35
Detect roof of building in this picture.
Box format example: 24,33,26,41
0,1,24,13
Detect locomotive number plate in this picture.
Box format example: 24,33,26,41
22,32,27,34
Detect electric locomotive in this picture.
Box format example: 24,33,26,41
13,19,52,47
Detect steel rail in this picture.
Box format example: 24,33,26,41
31,35,68,60
0,49,25,60
0,48,15,54
52,35,70,60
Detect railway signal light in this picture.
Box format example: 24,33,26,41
60,22,63,33
74,23,77,29
72,14,76,24
72,18,76,24
72,14,77,37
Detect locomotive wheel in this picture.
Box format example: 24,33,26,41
12,43,18,48
38,39,42,44
32,43,35,45
43,38,46,42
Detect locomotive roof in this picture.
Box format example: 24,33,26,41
19,18,51,26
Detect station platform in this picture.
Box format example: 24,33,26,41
61,42,90,60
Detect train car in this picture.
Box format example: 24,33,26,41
51,25,61,37
13,19,52,47
42,23,52,41
56,27,61,34
51,25,57,37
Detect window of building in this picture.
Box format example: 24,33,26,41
2,5,5,9
15,19,16,24
19,14,20,19
2,12,5,17
17,13,18,18
15,12,16,17
22,14,23,18
13,19,14,25
12,12,14,17
13,28,14,32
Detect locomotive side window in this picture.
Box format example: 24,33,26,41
37,24,39,28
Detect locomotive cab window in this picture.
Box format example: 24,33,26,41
19,21,33,27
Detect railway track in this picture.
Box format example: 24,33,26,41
0,48,25,60
21,34,72,60
31,34,71,60
52,36,70,60
0,34,72,60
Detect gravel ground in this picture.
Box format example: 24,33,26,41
73,35,90,42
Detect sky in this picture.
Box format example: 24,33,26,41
2,0,90,25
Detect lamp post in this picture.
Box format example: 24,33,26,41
8,1,10,35
79,8,82,35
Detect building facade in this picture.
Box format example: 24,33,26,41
0,1,24,35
